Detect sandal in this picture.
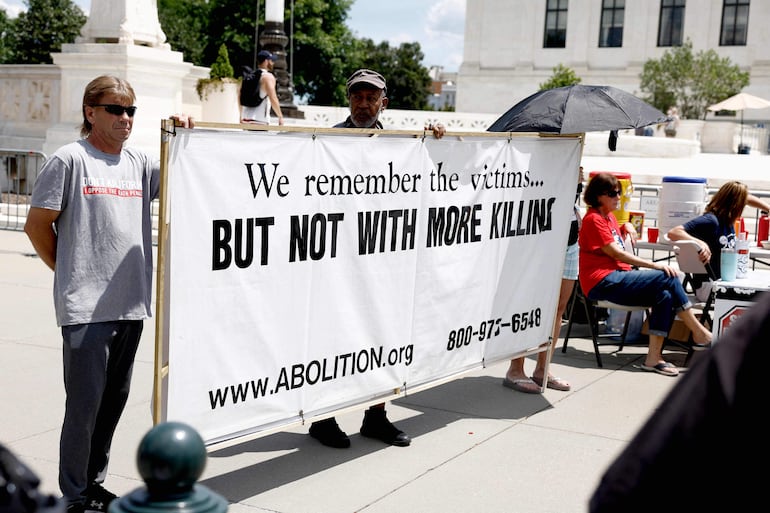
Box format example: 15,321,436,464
531,375,571,391
640,361,679,377
502,377,541,394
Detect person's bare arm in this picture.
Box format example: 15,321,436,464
667,225,711,263
24,207,60,270
747,194,770,213
264,73,284,126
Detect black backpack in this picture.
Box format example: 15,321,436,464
240,66,265,107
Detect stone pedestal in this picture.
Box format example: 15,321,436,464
45,43,200,158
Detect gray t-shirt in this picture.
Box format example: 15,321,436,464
31,139,160,326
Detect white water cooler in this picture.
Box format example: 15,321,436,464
657,176,707,235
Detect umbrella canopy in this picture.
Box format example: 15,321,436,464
707,92,770,112
707,92,770,149
487,85,668,134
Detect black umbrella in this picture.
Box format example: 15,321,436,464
487,85,668,150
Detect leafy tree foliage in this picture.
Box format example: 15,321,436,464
539,64,581,91
157,0,210,66
289,0,357,106
157,0,430,108
209,43,234,79
10,0,85,64
354,39,431,110
639,40,749,119
3,0,433,108
0,9,14,63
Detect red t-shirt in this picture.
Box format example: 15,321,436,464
578,208,632,294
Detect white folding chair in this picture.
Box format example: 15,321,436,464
671,239,718,364
672,239,717,315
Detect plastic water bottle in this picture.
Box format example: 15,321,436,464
736,232,749,278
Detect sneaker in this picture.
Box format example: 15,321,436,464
309,418,351,448
360,408,411,447
84,484,118,513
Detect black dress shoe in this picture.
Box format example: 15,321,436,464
360,408,411,447
309,418,351,448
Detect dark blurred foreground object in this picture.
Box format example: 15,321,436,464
487,85,667,152
110,422,227,513
1,444,64,513
590,291,770,513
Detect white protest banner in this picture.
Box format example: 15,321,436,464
161,128,581,445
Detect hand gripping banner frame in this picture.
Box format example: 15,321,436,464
154,121,584,448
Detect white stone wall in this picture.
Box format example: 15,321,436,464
0,66,61,152
458,0,770,123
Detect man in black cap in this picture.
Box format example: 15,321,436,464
240,50,284,125
308,68,445,449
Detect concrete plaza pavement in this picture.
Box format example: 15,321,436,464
0,228,699,513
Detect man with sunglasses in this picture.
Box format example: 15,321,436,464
24,75,192,513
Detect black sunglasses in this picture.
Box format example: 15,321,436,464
91,104,137,117
604,189,621,198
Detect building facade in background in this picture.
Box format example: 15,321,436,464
427,66,457,111
457,0,770,123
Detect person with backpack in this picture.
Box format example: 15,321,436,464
240,50,284,126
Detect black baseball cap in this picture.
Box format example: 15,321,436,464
257,50,277,63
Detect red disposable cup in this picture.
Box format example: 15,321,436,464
647,227,659,243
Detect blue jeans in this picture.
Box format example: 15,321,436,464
587,270,692,337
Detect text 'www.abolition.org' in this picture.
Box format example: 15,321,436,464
207,344,414,410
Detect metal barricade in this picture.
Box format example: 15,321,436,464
0,149,47,231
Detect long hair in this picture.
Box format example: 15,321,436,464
705,181,748,224
583,172,619,208
80,76,136,138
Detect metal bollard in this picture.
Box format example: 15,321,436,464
109,422,227,513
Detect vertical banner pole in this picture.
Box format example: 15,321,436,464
153,119,175,425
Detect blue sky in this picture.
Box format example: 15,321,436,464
0,0,465,72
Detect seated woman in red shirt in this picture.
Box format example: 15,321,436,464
578,173,712,377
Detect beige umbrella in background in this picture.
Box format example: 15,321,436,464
707,92,770,151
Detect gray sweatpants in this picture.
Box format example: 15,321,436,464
59,320,142,504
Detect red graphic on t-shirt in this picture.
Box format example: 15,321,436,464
83,186,142,197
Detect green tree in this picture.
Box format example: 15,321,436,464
354,39,432,110
639,39,749,119
0,9,14,63
287,0,357,106
157,0,431,108
158,0,210,66
539,64,581,90
196,43,235,100
209,43,234,79
10,0,85,64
